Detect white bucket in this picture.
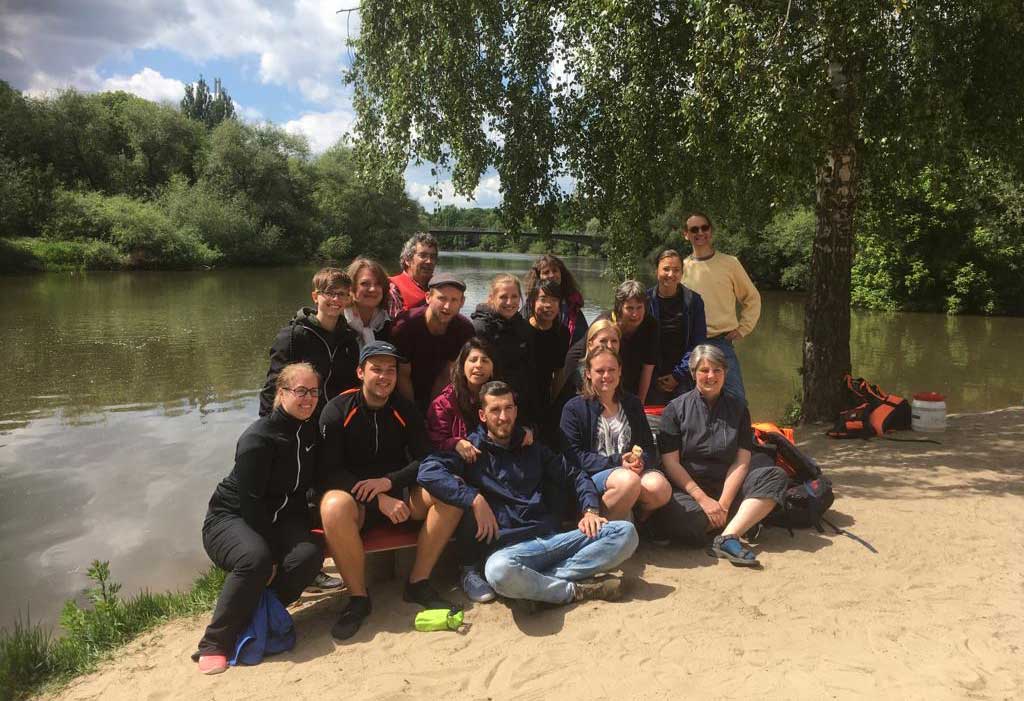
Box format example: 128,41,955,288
911,392,947,432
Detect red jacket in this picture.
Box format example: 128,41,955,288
426,384,476,451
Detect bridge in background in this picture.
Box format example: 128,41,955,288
428,226,603,253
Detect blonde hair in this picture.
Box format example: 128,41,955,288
273,362,320,409
581,348,622,400
585,318,621,352
488,273,523,301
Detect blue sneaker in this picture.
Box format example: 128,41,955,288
460,566,496,603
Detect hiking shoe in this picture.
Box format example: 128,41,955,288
711,534,759,567
572,575,624,602
197,654,228,675
331,595,371,641
404,579,458,610
459,566,496,603
308,570,344,592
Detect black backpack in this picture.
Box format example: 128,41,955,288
764,476,836,533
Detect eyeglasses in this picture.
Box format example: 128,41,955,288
317,289,350,300
283,386,320,398
687,224,711,234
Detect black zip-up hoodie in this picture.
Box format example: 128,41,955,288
317,388,429,504
258,307,360,417
470,304,538,423
205,407,320,541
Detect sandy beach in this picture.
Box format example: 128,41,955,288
45,407,1024,701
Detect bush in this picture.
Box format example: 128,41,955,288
15,238,124,270
317,234,353,262
41,189,220,269
159,176,287,264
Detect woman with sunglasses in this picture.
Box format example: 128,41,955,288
194,363,324,675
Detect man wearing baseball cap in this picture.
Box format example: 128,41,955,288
318,340,463,641
392,273,475,410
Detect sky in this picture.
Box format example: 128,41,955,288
0,0,503,211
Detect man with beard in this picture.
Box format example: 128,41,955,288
418,381,638,608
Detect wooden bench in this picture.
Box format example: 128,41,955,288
311,521,421,553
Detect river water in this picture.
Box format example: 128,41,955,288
1,251,1022,629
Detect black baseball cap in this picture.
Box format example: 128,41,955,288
427,272,466,292
359,340,406,365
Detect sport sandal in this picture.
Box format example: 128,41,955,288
711,534,759,567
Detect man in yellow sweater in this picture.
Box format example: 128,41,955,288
680,211,761,405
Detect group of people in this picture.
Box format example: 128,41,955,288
193,213,780,675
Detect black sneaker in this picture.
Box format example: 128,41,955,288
307,570,344,592
331,595,371,641
572,575,624,602
403,579,458,610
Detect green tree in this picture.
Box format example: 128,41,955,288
312,142,422,261
349,1,1024,422
181,76,236,129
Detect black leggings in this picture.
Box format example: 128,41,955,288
196,512,322,657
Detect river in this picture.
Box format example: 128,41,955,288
1,251,1022,629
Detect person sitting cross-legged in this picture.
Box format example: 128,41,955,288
418,381,639,608
318,341,463,641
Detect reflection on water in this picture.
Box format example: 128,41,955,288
1,252,1022,628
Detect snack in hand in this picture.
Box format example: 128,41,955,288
631,445,644,459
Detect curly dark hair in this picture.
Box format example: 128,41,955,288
523,254,582,306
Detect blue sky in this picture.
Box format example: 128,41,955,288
0,0,503,210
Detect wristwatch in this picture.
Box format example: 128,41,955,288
584,507,600,516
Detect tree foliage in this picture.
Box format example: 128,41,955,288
349,0,1024,420
181,76,236,128
0,81,424,270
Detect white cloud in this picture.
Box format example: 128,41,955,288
407,174,503,211
283,110,355,153
101,68,185,103
3,1,358,107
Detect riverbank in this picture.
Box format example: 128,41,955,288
34,407,1024,701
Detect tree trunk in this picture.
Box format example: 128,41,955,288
801,146,857,423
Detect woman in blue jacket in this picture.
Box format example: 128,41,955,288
560,348,672,522
646,249,707,405
193,363,323,675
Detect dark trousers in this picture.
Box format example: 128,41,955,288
196,512,322,656
652,455,787,546
455,508,496,568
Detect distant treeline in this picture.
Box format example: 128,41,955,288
0,81,421,272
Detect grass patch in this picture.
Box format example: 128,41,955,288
0,561,224,701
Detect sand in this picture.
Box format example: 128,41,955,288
45,408,1024,701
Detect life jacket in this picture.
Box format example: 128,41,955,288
827,375,911,439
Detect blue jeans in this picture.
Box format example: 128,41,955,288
483,521,639,604
706,336,747,405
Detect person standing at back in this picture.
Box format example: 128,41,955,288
389,233,439,316
680,212,761,405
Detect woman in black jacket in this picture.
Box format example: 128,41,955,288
471,274,538,426
194,363,323,675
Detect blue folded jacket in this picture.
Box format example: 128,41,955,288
230,589,296,666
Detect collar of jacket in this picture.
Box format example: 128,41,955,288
468,423,526,452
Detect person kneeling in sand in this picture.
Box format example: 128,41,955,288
318,341,463,640
418,381,639,607
194,363,324,675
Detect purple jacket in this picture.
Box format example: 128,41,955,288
426,384,476,452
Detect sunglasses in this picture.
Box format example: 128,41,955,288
687,224,711,234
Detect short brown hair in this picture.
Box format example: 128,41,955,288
345,257,390,311
685,210,713,228
613,280,646,316
312,267,351,293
